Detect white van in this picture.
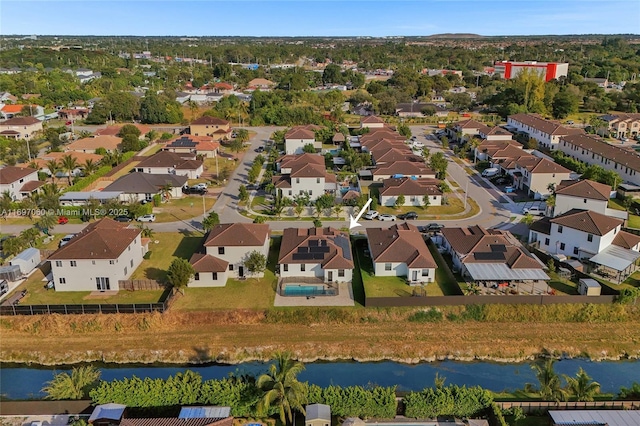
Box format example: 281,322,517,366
481,167,499,178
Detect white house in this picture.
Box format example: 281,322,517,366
502,155,572,200
188,253,229,287
134,151,204,179
284,126,320,155
0,166,43,201
360,115,385,129
273,155,337,201
370,161,436,181
379,177,442,207
507,113,584,150
201,223,271,280
553,179,625,219
49,218,148,292
278,227,354,283
104,172,187,203
366,223,437,284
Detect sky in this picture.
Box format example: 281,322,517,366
1,1,639,37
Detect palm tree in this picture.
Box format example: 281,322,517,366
36,213,58,235
562,368,601,402
530,359,564,402
136,223,155,238
83,159,99,176
294,203,304,219
19,196,38,221
37,183,62,210
0,191,14,219
333,204,342,219
42,365,101,400
45,159,61,184
60,154,79,185
160,183,173,202
257,352,307,425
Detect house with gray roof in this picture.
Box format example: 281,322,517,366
305,404,331,426
104,172,187,203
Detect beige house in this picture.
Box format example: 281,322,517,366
189,116,231,141
370,161,436,181
247,78,276,90
502,155,572,200
379,177,442,207
188,253,229,287
0,116,43,140
273,154,337,201
278,227,354,283
366,223,437,284
163,135,220,158
49,218,148,292
66,135,122,153
601,113,640,138
360,115,385,129
202,223,271,280
134,151,204,179
553,179,625,219
0,166,43,201
284,125,321,155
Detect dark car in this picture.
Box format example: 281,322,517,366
419,223,445,233
246,183,259,190
397,211,418,220
114,215,132,222
255,146,265,153
183,186,207,195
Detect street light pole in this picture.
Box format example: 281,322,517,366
202,193,206,217
464,179,469,209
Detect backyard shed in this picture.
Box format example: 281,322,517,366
306,404,331,426
0,265,23,282
9,247,41,275
578,278,601,296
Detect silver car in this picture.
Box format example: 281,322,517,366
378,214,397,221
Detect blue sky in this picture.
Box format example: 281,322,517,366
1,1,639,37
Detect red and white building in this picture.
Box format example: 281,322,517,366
494,61,569,82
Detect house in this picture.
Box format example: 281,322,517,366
163,135,220,158
58,108,90,120
94,123,151,138
9,247,41,276
190,116,232,140
278,227,354,283
558,133,640,186
0,166,43,201
379,177,442,207
359,128,406,145
507,113,584,150
213,82,234,93
0,92,17,103
284,126,320,155
88,403,233,426
1,104,32,119
65,135,122,153
360,136,407,153
31,151,103,178
272,156,337,200
371,147,423,166
88,403,127,425
442,225,549,284
366,223,437,284
448,119,491,141
600,113,640,138
332,132,345,145
474,139,523,162
479,126,514,141
395,102,449,118
553,179,623,218
104,172,187,202
247,78,276,90
584,77,609,88
0,116,43,140
134,151,204,179
370,161,436,181
493,61,569,81
549,410,640,426
503,156,572,200
305,404,331,426
198,223,271,281
49,218,148,292
360,115,385,129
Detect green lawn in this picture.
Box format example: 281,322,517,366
375,196,479,219
628,214,640,229
547,272,579,295
171,237,281,311
153,196,216,223
428,243,463,295
131,232,204,281
608,198,627,211
141,144,163,156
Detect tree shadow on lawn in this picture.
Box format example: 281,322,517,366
173,236,205,259
143,267,166,281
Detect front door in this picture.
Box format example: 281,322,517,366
238,266,244,277
412,270,418,282
96,277,110,291
328,271,333,282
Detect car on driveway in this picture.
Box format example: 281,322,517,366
114,215,132,222
364,210,379,220
183,186,207,195
397,211,418,220
137,214,156,222
193,183,208,190
412,141,424,148
59,233,77,248
255,146,265,153
378,214,397,221
522,206,545,216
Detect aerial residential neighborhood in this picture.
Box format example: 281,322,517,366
1,8,640,426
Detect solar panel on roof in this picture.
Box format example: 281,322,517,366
292,253,310,260
309,240,319,247
334,236,352,260
320,239,327,246
490,244,507,252
313,253,325,260
298,247,309,253
310,246,330,253
475,252,505,261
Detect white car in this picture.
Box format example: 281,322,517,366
364,210,379,220
193,183,208,190
412,141,425,148
378,214,397,221
59,234,76,248
522,206,545,216
137,214,156,222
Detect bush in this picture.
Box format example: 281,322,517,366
408,308,443,323
404,385,493,418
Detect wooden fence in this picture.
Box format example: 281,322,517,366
495,399,640,414
0,399,93,415
365,294,617,307
118,279,165,290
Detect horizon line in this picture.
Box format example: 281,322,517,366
2,33,640,38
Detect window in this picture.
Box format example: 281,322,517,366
96,277,110,291
59,277,66,284
573,247,580,255
283,264,288,272
545,238,550,246
422,269,430,277
109,260,115,265
338,269,345,277
316,178,320,183
70,261,77,267
194,273,200,281
288,190,292,196
300,264,305,271
309,190,312,195
55,261,62,267
296,178,300,184
587,234,593,242
128,245,131,251
212,272,218,280
92,260,95,265
130,259,134,267
385,263,392,271
124,267,127,275
229,264,234,271
557,225,563,233
560,243,566,250
218,247,225,255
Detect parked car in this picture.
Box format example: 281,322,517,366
59,234,76,248
505,186,516,193
493,177,509,185
114,215,132,222
246,183,259,190
137,214,156,222
419,223,445,233
363,210,379,220
378,214,397,221
183,186,207,195
397,211,418,220
523,206,545,216
255,146,265,153
481,167,499,178
57,216,69,224
412,141,424,148
193,183,208,190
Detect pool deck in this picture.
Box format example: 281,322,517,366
273,282,355,307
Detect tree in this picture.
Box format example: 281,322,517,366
239,185,249,203
421,105,437,116
36,213,58,235
302,143,316,153
82,159,99,176
42,366,101,400
395,194,405,208
140,91,167,124
294,203,305,218
530,359,563,402
552,89,580,119
333,204,342,219
60,154,79,185
440,136,449,149
257,352,307,425
429,152,448,179
120,133,145,152
136,223,155,238
563,368,601,402
547,258,556,273
421,147,431,163
167,258,194,294
117,124,142,139
235,128,250,143
244,250,267,276
422,194,431,210
397,123,412,138
202,211,220,231
230,138,244,153
45,159,61,183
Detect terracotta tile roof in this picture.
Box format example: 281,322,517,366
285,127,315,140
191,116,230,126
612,231,640,250
482,126,513,136
277,153,325,170
41,151,103,164
290,163,328,178
372,148,423,164
1,104,30,113
121,416,234,426
104,173,187,193
94,123,151,136
341,189,360,200
0,166,37,184
214,82,234,90
372,161,435,177
555,179,611,201
0,116,41,126
278,227,354,269
529,217,552,235
272,175,292,188
379,177,442,196
455,119,490,133
136,151,203,170
204,223,270,247
360,129,405,144
190,253,229,273
332,133,345,142
49,218,141,260
362,139,407,153
361,115,385,124
0,130,20,135
550,209,623,236
66,135,122,151
19,180,45,192
248,78,275,87
560,133,640,173
164,135,220,152
508,156,571,174
478,139,522,156
441,225,493,254
509,113,581,136
366,223,436,268
490,144,527,159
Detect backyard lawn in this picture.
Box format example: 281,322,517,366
131,232,204,281
153,196,216,223
375,196,479,219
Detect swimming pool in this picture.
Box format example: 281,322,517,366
282,284,336,297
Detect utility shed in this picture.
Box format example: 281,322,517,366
89,403,126,425
9,247,41,275
578,278,601,296
306,404,331,426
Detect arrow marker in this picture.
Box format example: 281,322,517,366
348,197,372,230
